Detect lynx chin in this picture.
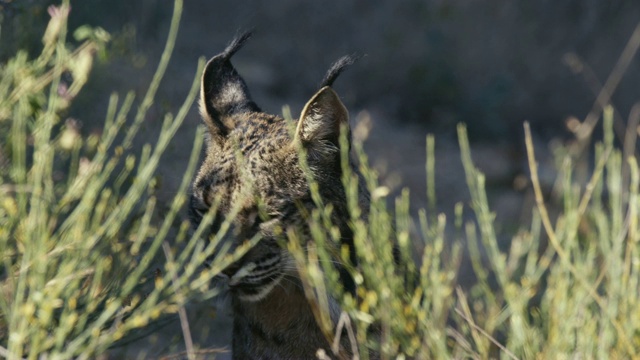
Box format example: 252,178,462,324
189,32,372,359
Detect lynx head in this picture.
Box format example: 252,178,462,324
189,32,363,302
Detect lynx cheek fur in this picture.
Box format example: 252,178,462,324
189,33,370,359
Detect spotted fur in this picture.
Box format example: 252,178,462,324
190,32,370,359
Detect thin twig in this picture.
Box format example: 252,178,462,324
159,348,228,360
332,311,359,360
7,42,96,105
445,328,480,360
163,242,195,360
576,147,611,219
622,103,640,186
576,22,640,144
563,52,627,145
453,308,519,360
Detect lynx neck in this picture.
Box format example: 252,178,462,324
230,278,346,359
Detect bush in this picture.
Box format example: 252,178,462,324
0,1,234,358
289,106,640,358
2,0,640,359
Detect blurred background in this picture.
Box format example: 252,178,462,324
2,0,640,357
3,0,640,214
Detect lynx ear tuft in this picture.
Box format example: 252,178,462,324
319,54,359,88
295,86,349,157
200,31,260,138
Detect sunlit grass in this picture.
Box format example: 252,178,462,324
289,105,640,359
0,1,242,358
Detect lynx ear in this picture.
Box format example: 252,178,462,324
200,32,260,138
294,86,349,155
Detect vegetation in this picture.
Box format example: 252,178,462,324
1,1,639,359
0,1,226,358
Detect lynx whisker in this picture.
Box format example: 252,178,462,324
228,262,256,286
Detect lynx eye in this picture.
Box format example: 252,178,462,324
193,206,208,218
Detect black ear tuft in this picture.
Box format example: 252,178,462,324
200,31,260,138
319,54,360,88
221,31,253,60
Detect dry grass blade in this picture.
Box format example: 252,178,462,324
576,22,640,143
623,103,640,185
453,307,518,360
576,146,610,219
332,311,359,360
158,348,229,360
163,242,195,360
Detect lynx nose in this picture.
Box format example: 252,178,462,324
221,261,242,277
